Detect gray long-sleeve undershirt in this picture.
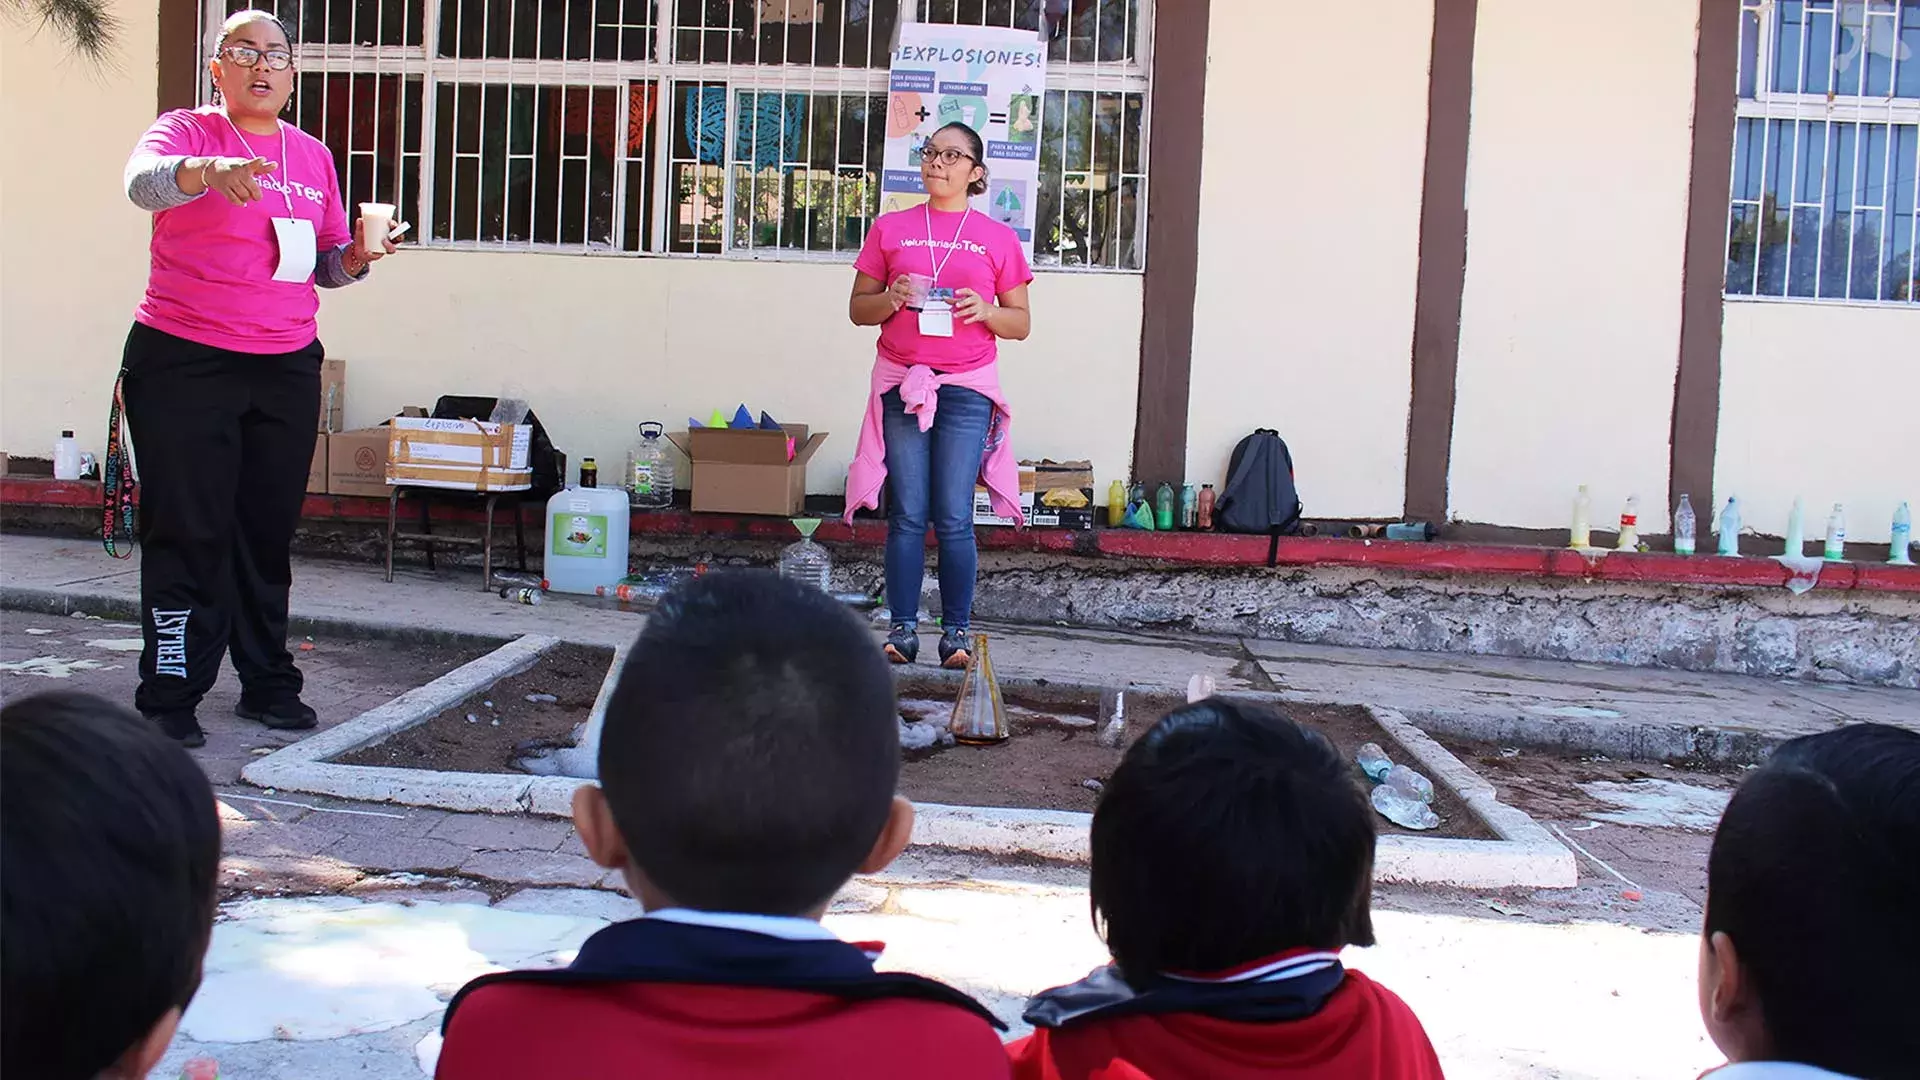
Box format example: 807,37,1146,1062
124,153,368,289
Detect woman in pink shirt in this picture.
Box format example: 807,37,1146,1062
847,122,1034,669
117,9,396,748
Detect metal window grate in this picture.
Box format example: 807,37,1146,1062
198,0,1150,270
1727,0,1920,304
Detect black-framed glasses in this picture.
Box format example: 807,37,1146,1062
921,147,976,167
219,45,293,71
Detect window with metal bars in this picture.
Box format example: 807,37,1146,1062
1727,0,1920,304
204,0,1150,270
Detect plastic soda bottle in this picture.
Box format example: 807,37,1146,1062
1717,497,1743,556
778,518,832,592
1824,504,1847,562
1180,484,1198,529
1616,494,1640,550
1197,484,1217,529
1154,483,1175,531
1356,742,1393,783
1891,502,1914,565
1107,480,1127,528
1569,485,1593,549
1673,494,1696,555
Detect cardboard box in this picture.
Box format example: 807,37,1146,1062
326,426,392,498
973,464,1037,527
668,425,828,516
307,436,328,494
974,461,1095,529
318,359,345,433
1030,459,1096,529
389,417,530,471
386,462,533,492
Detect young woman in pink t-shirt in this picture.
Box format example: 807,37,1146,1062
116,9,397,747
848,122,1034,669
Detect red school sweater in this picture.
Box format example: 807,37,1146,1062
1005,952,1445,1080
435,914,1011,1080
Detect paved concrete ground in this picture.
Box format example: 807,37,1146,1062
2,531,1912,1078
6,533,1915,755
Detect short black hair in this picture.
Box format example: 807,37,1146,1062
2,691,221,1080
599,571,901,915
1090,700,1376,984
933,122,990,196
1704,722,1920,1077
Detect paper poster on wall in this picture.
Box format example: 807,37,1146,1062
882,21,1046,259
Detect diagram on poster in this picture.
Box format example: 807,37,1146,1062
883,22,1046,258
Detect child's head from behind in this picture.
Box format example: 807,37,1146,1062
1,690,221,1080
1090,700,1376,985
576,571,911,917
1700,722,1919,1076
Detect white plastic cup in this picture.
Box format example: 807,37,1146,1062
358,202,396,255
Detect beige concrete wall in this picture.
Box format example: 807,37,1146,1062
0,0,1142,499
1716,302,1920,545
1448,0,1701,533
1,4,160,458
1184,0,1435,518
313,254,1141,499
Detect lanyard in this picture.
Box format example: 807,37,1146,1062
222,111,294,216
924,203,972,286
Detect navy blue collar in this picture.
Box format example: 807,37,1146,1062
1023,956,1347,1029
444,917,1004,1032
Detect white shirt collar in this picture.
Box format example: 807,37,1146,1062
643,907,839,942
1704,1063,1860,1080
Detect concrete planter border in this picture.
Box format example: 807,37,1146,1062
242,636,1575,890
906,705,1575,890
242,635,580,816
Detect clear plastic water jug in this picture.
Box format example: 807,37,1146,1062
778,518,831,592
628,421,673,511
543,465,631,595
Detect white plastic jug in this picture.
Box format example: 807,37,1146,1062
543,481,630,595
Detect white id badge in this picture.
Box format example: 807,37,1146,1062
918,300,955,338
270,217,318,283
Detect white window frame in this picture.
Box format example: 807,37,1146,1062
199,0,1153,271
1727,0,1920,306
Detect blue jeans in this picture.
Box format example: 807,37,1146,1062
882,385,993,631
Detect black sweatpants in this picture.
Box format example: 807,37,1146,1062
122,322,321,719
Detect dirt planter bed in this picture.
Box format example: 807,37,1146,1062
243,635,1576,889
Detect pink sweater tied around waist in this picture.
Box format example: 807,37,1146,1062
842,359,1025,528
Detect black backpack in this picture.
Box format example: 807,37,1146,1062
1215,429,1303,566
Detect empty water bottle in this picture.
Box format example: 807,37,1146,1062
778,518,832,592
1371,784,1441,830
1384,764,1435,803
1357,742,1393,783
629,421,674,511
951,633,1008,744
488,383,531,425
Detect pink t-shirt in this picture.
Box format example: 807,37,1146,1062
133,106,352,354
853,206,1033,373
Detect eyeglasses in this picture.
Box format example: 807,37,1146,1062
219,45,293,71
921,147,977,167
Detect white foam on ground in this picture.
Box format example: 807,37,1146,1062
0,657,119,678
85,637,147,652
181,897,607,1043
1578,779,1731,831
